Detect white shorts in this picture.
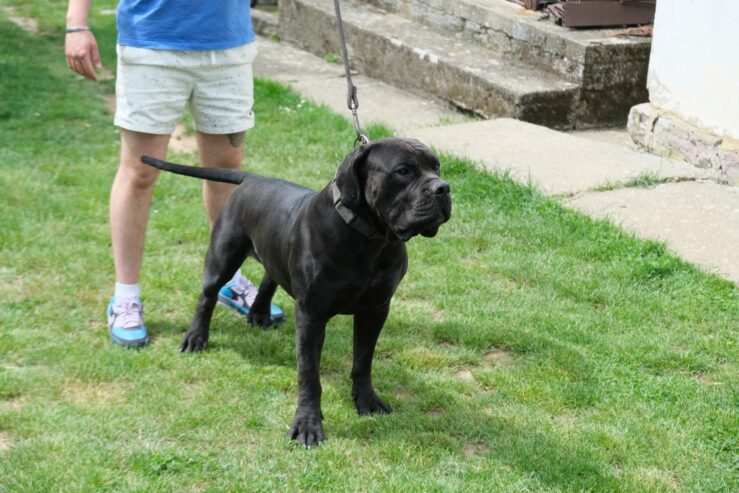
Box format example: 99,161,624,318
114,43,257,135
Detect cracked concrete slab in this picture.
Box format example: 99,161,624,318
405,118,714,195
565,181,739,283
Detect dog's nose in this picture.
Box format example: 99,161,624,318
425,179,450,196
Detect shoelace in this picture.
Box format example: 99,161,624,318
233,277,259,307
113,298,144,329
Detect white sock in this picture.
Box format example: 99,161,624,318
115,282,141,300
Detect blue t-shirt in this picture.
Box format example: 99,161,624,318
117,0,255,50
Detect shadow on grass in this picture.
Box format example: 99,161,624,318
150,307,615,490
339,362,615,490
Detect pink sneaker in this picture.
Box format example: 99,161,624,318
217,276,285,323
107,297,149,347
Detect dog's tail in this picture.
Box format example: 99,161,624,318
141,156,249,184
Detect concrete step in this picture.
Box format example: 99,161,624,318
253,36,466,132
279,0,651,128
251,5,279,38
358,0,651,86
280,0,581,128
362,0,652,127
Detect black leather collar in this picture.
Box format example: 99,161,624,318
329,179,385,240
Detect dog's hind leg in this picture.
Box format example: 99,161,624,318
351,303,393,415
180,233,252,352
247,274,278,328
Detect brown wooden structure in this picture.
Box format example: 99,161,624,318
510,0,656,28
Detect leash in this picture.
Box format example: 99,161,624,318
330,0,381,239
333,0,369,146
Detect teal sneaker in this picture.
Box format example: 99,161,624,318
217,277,284,324
107,297,149,347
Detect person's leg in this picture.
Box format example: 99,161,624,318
112,46,190,287
196,131,244,226
190,42,256,225
106,129,170,347
196,130,283,323
108,46,197,346
191,42,282,323
111,129,170,284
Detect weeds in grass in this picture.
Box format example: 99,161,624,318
590,170,673,193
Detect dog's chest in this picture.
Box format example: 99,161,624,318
302,246,407,315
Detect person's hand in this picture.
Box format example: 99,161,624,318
65,29,101,81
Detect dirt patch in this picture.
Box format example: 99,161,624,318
65,380,129,408
698,377,724,387
104,94,116,113
463,441,490,457
400,298,445,323
483,348,513,367
0,431,11,453
635,467,680,490
393,388,410,400
170,123,199,154
552,411,578,428
423,406,445,418
0,395,25,412
0,268,26,301
2,7,39,35
97,65,115,82
455,368,476,383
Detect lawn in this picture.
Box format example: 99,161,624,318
0,3,737,492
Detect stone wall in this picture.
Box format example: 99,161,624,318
629,104,739,184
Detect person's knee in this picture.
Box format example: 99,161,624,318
118,129,169,190
117,162,160,192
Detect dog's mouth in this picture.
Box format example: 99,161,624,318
392,197,451,242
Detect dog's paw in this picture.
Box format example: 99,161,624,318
287,411,324,447
353,391,393,416
180,331,208,352
247,310,272,329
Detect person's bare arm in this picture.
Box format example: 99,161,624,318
65,0,101,81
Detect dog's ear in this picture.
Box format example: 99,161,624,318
335,144,371,209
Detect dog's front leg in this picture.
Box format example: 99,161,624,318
351,303,392,415
288,305,327,447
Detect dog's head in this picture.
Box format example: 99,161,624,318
335,137,452,242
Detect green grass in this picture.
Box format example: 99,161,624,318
1,5,738,492
590,171,672,193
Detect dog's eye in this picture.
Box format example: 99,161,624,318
395,166,411,176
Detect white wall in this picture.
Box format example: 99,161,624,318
647,0,739,139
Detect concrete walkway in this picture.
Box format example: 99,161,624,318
254,36,739,285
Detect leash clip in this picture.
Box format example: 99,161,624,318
352,108,369,147
335,0,370,148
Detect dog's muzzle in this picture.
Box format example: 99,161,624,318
395,178,452,241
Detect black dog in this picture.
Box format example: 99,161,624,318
142,137,451,446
